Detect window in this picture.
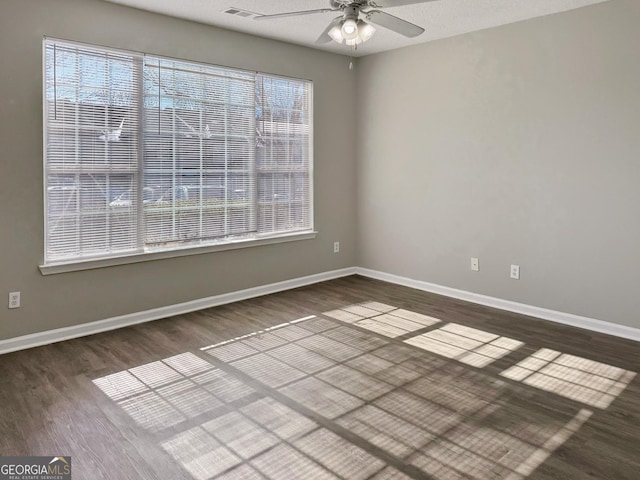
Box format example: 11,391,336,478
43,39,313,267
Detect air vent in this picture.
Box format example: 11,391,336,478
223,7,256,18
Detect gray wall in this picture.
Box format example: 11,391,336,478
3,0,638,342
356,0,640,329
0,0,357,340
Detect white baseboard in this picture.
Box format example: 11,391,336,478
0,267,357,355
3,265,637,355
356,268,640,342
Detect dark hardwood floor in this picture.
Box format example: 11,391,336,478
1,275,638,479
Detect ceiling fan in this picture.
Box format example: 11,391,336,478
255,0,437,47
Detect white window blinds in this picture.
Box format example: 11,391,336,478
43,39,313,264
142,57,256,247
44,41,142,261
256,75,313,235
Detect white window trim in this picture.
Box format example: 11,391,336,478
39,230,317,275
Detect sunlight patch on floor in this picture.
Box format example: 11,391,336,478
405,323,524,368
408,407,593,480
324,302,441,337
503,409,593,480
501,348,637,408
199,315,317,350
92,352,254,432
161,426,242,480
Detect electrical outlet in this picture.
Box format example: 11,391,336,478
510,264,520,280
9,292,20,309
471,258,479,271
333,241,340,254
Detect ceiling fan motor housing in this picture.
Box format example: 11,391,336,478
332,0,366,7
343,5,360,20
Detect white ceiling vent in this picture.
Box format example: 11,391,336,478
223,7,255,19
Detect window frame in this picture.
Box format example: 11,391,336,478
40,38,315,274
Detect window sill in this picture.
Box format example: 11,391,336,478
39,231,317,275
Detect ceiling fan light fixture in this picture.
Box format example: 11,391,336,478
341,18,358,40
328,24,344,43
343,20,376,46
357,20,376,42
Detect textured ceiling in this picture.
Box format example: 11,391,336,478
103,0,608,57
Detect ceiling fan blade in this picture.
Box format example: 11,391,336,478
366,10,425,37
316,17,343,44
371,0,439,7
255,8,338,21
